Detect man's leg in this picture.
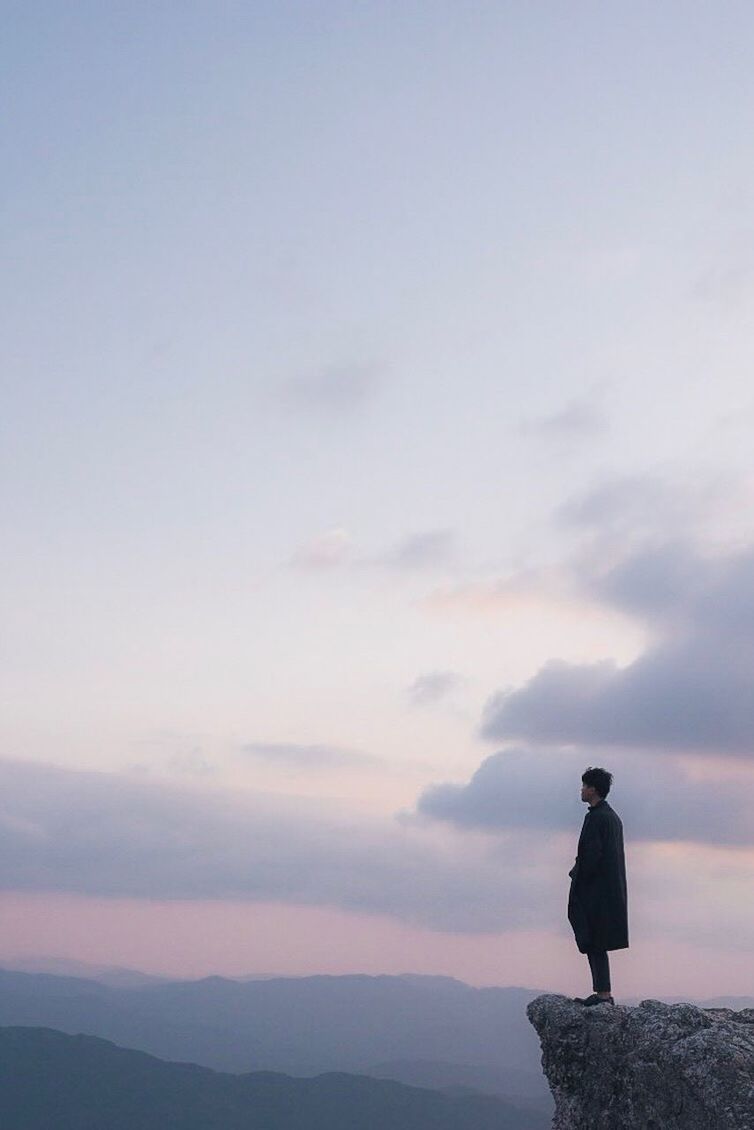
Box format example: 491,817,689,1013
587,949,611,997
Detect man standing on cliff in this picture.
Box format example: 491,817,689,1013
568,767,628,1006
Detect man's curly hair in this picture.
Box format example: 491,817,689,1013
582,766,613,798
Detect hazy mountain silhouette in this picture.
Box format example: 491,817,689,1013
1,957,169,987
0,970,551,1109
0,1025,550,1130
366,1057,549,1111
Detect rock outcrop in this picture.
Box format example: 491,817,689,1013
527,993,754,1130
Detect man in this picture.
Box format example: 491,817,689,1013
568,767,628,1006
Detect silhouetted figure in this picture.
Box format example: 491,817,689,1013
568,766,628,1006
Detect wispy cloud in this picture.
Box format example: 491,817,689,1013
277,365,382,415
422,568,575,616
289,528,353,570
287,528,457,575
557,475,687,540
690,235,754,308
521,397,607,440
241,741,379,770
556,471,754,551
382,530,456,570
407,671,463,707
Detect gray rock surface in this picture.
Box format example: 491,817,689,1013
527,993,754,1129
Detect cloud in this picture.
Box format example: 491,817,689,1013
417,747,754,847
556,471,754,551
277,365,381,415
690,236,754,308
290,528,353,570
126,731,217,779
414,745,754,950
0,759,554,933
421,568,578,616
241,741,379,770
166,749,216,777
558,475,672,532
693,263,754,306
383,530,456,570
408,671,463,707
4,758,751,952
481,542,754,759
521,398,607,440
288,528,457,576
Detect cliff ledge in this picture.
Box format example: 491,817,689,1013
527,993,754,1130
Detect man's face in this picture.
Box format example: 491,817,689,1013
581,781,598,805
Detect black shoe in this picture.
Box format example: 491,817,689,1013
579,993,614,1006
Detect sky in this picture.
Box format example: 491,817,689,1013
2,1,754,999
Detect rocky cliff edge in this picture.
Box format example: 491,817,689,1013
527,993,754,1130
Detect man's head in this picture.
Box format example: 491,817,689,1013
581,766,612,805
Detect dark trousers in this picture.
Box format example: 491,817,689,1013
587,949,611,993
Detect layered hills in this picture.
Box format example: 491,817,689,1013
0,970,550,1110
0,1025,549,1130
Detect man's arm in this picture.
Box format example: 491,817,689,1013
577,815,605,881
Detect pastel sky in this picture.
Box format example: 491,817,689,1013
2,2,754,998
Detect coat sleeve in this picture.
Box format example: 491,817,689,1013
577,815,605,881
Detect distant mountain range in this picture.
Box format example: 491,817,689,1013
0,957,170,987
0,969,552,1111
0,1025,550,1130
3,964,747,1123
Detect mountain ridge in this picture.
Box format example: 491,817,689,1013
0,967,553,1111
0,1024,549,1130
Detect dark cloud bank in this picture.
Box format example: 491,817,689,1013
418,748,754,846
483,542,754,759
415,540,754,850
0,759,549,933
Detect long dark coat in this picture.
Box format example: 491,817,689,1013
568,799,628,953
